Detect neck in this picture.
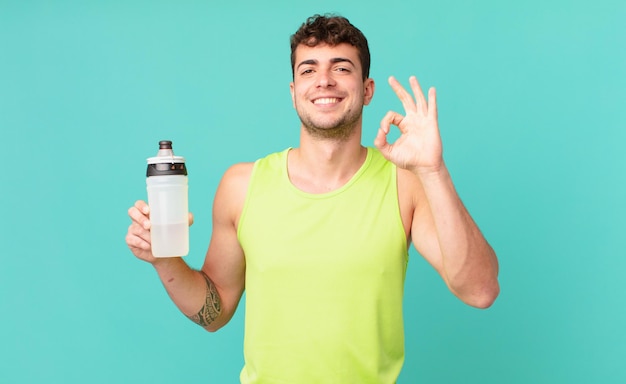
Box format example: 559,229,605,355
288,127,367,193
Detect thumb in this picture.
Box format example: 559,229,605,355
374,127,393,160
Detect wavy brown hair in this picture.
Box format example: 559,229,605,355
290,14,371,81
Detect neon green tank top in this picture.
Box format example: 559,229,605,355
238,147,408,383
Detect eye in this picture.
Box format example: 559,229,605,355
300,68,314,75
335,67,351,73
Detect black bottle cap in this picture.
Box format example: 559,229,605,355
146,140,188,177
147,162,188,177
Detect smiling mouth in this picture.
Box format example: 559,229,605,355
313,97,341,105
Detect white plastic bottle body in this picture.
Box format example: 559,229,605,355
146,174,189,257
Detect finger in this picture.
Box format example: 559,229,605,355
128,221,151,241
388,76,417,113
374,126,385,148
380,110,407,133
409,76,427,115
135,200,150,215
374,126,391,155
428,87,438,120
189,212,194,226
375,110,405,156
128,205,151,230
126,232,151,251
126,223,152,249
374,111,392,150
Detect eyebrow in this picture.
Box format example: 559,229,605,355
296,57,356,69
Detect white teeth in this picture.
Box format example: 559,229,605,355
314,98,339,105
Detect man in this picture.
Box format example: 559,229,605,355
126,14,499,383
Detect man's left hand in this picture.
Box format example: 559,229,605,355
374,76,443,176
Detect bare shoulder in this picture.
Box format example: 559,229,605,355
214,162,255,225
221,162,255,186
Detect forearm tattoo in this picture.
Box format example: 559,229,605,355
187,272,222,327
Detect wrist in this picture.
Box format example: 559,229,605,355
151,256,184,271
413,162,449,183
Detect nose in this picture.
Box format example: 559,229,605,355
317,70,336,88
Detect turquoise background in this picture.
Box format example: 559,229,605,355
1,0,624,382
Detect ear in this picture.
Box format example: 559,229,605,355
290,81,296,108
363,78,375,106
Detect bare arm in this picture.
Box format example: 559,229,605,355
376,76,499,308
196,163,251,330
400,167,499,308
126,163,251,331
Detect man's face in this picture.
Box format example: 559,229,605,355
290,43,374,140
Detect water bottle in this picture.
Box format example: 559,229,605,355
146,140,189,257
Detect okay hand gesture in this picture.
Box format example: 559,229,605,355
374,76,443,176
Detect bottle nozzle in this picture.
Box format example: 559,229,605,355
156,140,175,158
147,140,187,176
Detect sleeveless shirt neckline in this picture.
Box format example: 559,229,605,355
282,147,374,199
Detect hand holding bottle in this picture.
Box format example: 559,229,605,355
126,140,192,261
126,200,194,263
